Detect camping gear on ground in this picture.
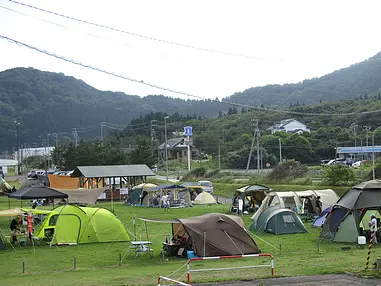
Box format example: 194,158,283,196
250,206,308,235
194,191,217,205
231,184,271,213
252,189,339,221
32,204,129,245
312,207,332,227
138,213,260,258
321,180,381,243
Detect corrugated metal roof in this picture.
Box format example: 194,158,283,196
71,165,155,178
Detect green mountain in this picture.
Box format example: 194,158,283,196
224,52,381,108
0,67,226,152
1,50,381,153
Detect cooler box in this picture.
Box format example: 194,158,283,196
187,250,199,259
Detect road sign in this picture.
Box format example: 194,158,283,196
185,137,193,145
184,126,193,136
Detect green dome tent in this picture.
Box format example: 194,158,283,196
34,205,130,245
250,206,307,235
321,180,381,243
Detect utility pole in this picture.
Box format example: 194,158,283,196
53,133,58,168
218,143,221,170
279,138,282,163
47,133,50,169
100,122,106,146
256,120,260,173
72,128,78,147
246,119,258,171
164,116,169,181
351,123,358,160
14,120,20,175
150,120,157,156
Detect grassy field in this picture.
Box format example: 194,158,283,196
0,193,379,286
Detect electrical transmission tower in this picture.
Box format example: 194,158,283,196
246,119,260,172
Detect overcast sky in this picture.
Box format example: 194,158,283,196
1,0,381,100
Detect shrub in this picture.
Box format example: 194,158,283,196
182,167,207,180
324,164,355,186
267,160,308,182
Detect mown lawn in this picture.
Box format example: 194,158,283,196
0,195,379,286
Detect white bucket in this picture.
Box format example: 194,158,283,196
358,236,366,245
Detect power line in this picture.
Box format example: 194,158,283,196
0,4,134,48
2,34,381,117
7,0,290,62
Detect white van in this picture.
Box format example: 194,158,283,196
197,181,213,193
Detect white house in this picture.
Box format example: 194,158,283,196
267,119,310,134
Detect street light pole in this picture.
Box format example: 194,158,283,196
47,133,50,169
164,116,169,182
372,126,381,180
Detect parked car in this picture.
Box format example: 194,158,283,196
352,160,368,167
28,169,45,177
197,180,213,193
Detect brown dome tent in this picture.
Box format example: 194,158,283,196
139,213,260,257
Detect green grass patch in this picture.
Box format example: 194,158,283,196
0,195,376,285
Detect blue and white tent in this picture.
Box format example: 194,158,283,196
312,207,332,227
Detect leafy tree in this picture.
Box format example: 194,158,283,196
129,137,155,167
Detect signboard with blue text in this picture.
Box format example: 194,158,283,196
336,146,381,153
184,126,193,136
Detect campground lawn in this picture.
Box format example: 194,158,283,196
0,196,380,286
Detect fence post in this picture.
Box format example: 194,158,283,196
22,261,25,274
119,252,122,266
73,256,77,270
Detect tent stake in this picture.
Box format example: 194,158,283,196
119,252,122,266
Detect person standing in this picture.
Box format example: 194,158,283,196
238,197,244,215
10,216,20,244
315,196,322,214
369,214,378,244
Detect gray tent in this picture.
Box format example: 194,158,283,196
321,180,381,243
139,213,260,257
250,206,307,235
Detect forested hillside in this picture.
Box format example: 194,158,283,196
2,49,381,153
224,52,381,108
0,68,226,152
122,97,381,167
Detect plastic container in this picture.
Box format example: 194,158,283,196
187,250,199,259
358,236,366,245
